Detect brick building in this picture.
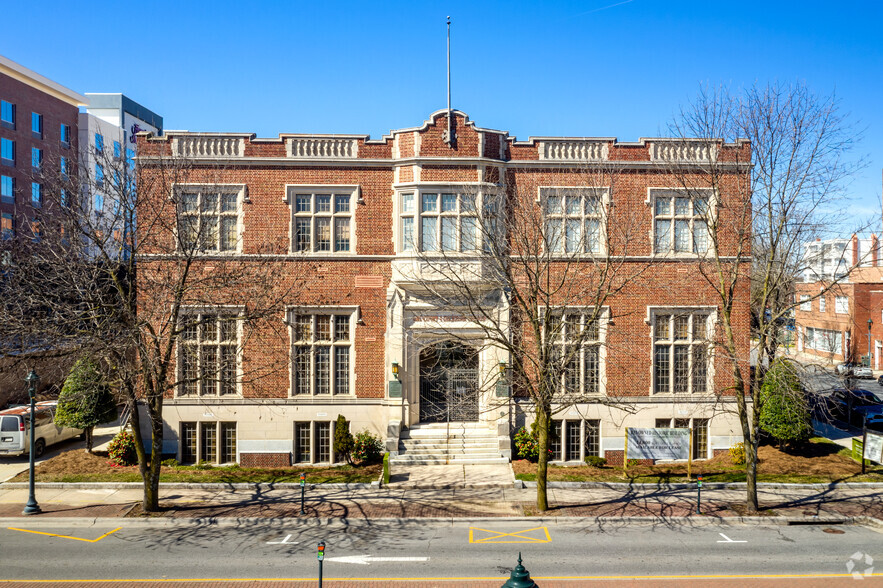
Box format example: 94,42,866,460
796,235,883,366
0,55,85,245
137,110,751,467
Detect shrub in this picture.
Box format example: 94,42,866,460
54,357,117,453
352,430,383,463
514,421,557,462
584,456,607,468
107,430,137,466
333,415,354,464
161,458,179,467
729,442,746,465
759,359,813,448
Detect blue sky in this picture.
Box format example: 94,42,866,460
4,0,881,219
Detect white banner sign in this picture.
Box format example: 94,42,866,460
628,428,691,461
864,431,883,464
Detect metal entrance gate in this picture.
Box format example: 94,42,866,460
419,342,479,422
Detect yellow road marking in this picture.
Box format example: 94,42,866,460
469,525,551,543
6,526,122,543
0,572,881,582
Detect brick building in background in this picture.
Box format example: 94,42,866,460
137,110,751,467
796,234,883,367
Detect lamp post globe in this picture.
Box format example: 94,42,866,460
23,369,41,515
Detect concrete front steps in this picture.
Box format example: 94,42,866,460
389,422,509,466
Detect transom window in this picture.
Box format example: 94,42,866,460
546,310,604,396
178,187,241,252
652,310,711,394
400,189,483,253
652,190,711,254
288,187,354,253
291,311,353,396
179,312,240,397
542,188,605,254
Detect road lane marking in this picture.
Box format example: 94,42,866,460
6,526,121,543
324,555,430,565
266,534,299,545
469,526,551,543
717,533,747,543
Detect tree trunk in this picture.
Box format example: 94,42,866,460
535,404,550,512
745,432,759,513
85,427,94,454
142,408,163,512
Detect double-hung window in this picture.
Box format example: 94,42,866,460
60,124,71,147
31,182,42,208
31,113,42,138
1,175,13,204
178,311,240,397
0,101,14,129
652,190,711,254
819,296,826,313
31,148,42,171
178,186,242,252
652,310,711,394
94,133,104,154
399,188,483,253
291,310,354,396
799,295,811,311
546,310,604,396
541,188,606,254
835,296,849,314
288,187,354,253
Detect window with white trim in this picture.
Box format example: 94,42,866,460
819,296,826,313
652,190,711,254
799,295,811,311
178,311,240,397
805,327,842,354
541,188,605,254
550,419,600,461
291,310,354,396
288,187,354,253
835,296,848,314
399,189,484,253
546,310,603,396
180,421,237,464
652,310,711,394
178,187,241,252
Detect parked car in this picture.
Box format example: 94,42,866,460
849,390,883,427
866,413,883,433
877,374,883,386
836,362,874,378
0,401,82,458
821,388,883,425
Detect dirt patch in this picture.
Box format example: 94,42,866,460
10,447,382,483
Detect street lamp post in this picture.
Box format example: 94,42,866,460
867,319,873,369
22,369,41,516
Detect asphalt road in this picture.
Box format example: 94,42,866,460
0,519,879,583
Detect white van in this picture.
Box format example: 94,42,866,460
0,401,83,457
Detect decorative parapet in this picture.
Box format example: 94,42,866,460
538,140,609,161
649,141,719,163
286,137,359,159
172,135,245,158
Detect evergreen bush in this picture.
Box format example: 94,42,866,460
759,359,813,449
107,430,137,466
333,415,354,464
54,357,117,453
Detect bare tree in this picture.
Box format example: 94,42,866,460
0,134,312,511
397,163,651,511
667,81,865,512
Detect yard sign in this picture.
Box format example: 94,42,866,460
627,428,691,461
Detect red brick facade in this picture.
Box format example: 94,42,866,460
137,110,752,466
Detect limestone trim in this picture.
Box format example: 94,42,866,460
286,137,358,159
171,135,246,158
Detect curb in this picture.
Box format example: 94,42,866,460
0,514,878,528
517,481,883,490
0,481,380,491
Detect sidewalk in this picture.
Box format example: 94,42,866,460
1,482,881,524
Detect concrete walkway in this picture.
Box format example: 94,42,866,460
388,463,515,487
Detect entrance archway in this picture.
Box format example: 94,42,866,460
419,341,479,422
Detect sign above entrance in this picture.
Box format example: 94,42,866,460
627,428,690,461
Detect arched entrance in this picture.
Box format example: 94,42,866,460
419,341,479,422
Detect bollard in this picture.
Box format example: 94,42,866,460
501,552,537,588
697,475,703,514
300,472,306,515
317,540,325,588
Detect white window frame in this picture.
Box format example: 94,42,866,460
648,307,715,395
174,184,246,254
819,296,826,313
176,307,243,398
539,186,609,256
835,296,849,314
394,184,498,255
284,185,358,255
288,306,357,397
648,188,715,257
549,418,602,462
799,295,811,312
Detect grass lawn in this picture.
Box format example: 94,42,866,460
9,449,382,484
513,437,883,484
